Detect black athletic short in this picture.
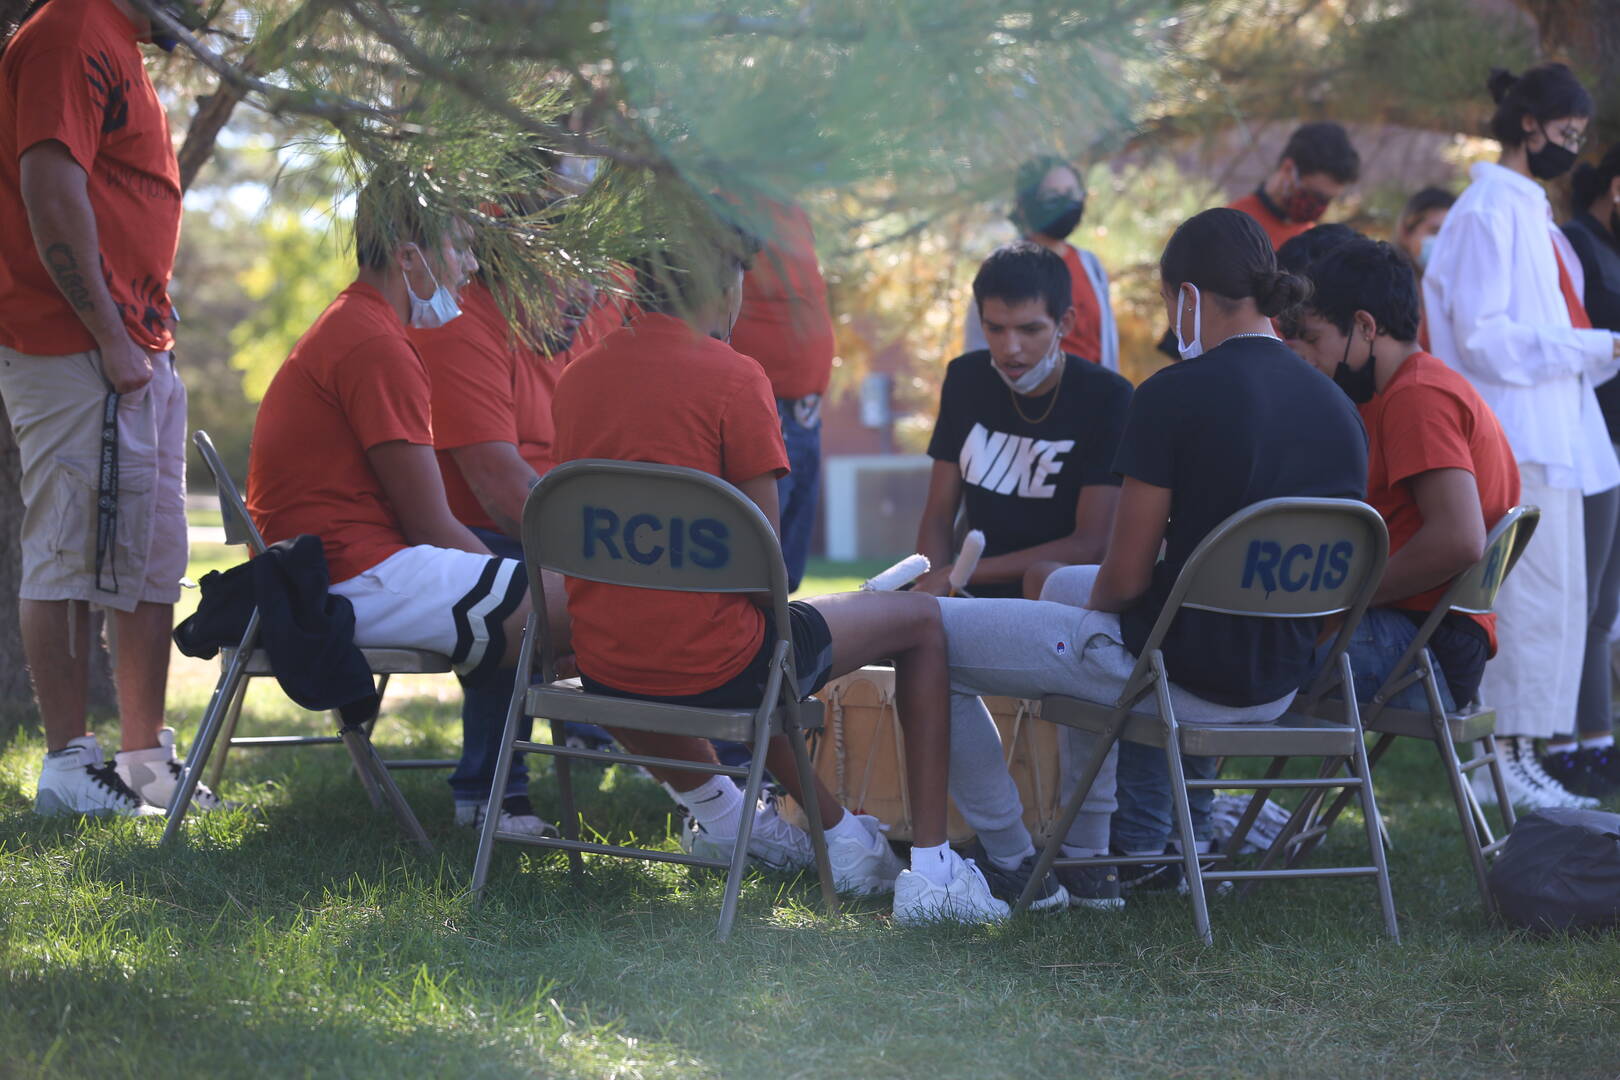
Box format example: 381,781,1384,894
581,600,835,707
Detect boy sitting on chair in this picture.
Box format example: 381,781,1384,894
551,206,1007,925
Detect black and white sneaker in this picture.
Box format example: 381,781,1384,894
116,727,229,812
963,841,1069,913
1054,862,1126,911
36,736,163,818
455,794,559,838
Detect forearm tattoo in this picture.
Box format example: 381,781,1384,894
44,243,94,313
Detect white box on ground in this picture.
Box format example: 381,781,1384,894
823,453,933,562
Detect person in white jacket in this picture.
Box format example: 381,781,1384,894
1424,63,1620,809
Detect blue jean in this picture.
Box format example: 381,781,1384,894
1111,742,1218,855
776,396,822,593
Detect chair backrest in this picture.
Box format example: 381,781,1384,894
192,430,269,555
522,459,793,679
1126,497,1388,705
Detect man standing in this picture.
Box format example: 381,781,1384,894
0,0,217,815
1229,122,1361,250
728,198,836,591
965,154,1119,372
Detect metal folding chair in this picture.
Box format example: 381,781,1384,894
1287,505,1539,918
161,430,450,851
1015,497,1398,945
470,459,839,940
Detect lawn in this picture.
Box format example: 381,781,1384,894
2,543,1619,1078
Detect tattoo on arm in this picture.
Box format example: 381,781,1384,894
44,243,94,313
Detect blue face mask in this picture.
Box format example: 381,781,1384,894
404,247,462,329
1418,234,1437,271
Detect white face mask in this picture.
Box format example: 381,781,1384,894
1174,283,1204,360
995,327,1064,395
404,246,463,329
1418,234,1437,271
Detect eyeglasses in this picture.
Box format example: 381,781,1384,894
1545,123,1589,152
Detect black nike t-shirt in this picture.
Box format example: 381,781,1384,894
927,351,1133,597
1114,335,1369,707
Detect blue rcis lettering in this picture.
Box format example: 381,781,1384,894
1321,540,1353,589
624,513,665,565
1241,539,1282,592
669,516,686,569
583,506,621,559
1279,544,1314,592
689,518,731,569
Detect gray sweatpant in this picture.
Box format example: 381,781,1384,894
938,565,1293,860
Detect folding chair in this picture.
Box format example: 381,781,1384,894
1286,505,1539,918
1016,497,1398,945
470,459,839,940
161,430,450,851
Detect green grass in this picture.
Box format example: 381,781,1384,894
3,543,1619,1077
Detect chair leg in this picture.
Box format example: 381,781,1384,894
203,673,251,793
162,638,256,846
1481,733,1517,832
1016,710,1126,914
1343,658,1399,942
550,719,584,882
341,724,432,854
787,720,840,918
1159,691,1212,946
1436,731,1498,919
472,655,533,904
717,719,772,941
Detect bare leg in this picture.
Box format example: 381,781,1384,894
19,598,91,752
107,602,172,751
804,591,950,847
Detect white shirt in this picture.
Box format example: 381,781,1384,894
1424,161,1620,494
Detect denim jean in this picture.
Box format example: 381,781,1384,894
775,396,823,593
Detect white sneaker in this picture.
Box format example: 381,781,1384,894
115,727,229,813
1513,742,1599,808
681,797,814,870
825,813,906,895
36,736,163,818
892,854,1012,926
455,795,559,838
1481,738,1599,810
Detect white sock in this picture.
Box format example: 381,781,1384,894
825,810,868,844
1581,735,1615,751
910,842,957,887
670,777,744,832
990,843,1036,871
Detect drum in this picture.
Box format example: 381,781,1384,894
782,665,1063,844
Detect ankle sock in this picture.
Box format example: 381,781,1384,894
824,810,868,844
1581,735,1616,751
910,842,956,887
670,777,744,832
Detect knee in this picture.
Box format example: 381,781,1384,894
1023,560,1064,600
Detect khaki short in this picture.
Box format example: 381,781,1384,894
0,345,188,612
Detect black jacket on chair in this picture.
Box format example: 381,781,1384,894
174,534,380,727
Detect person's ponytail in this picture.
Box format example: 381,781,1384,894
1486,67,1519,105
1253,270,1313,319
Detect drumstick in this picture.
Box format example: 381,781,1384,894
948,530,985,597
861,554,931,592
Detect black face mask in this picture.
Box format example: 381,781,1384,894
1019,192,1084,241
1332,331,1377,405
1527,134,1578,181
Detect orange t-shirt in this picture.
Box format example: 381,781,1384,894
1058,244,1104,363
0,0,181,354
1228,191,1311,252
1554,243,1594,329
1360,351,1521,653
412,280,566,532
727,200,836,401
247,282,435,584
552,312,790,696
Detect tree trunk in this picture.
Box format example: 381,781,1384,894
1514,1,1620,147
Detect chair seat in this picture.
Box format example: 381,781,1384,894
1041,694,1364,757
1362,703,1497,743
527,681,824,742
222,646,454,677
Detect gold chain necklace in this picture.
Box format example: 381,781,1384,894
1009,367,1063,425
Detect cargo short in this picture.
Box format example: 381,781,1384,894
0,344,188,612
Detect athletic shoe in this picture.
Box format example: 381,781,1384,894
35,736,163,818
1478,738,1598,809
964,840,1069,913
1582,746,1620,795
115,727,229,813
1515,740,1599,808
1111,846,1232,899
1539,748,1591,795
1054,861,1125,911
681,797,814,871
892,855,1011,926
455,794,559,838
825,814,906,895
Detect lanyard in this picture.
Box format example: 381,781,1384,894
94,389,119,594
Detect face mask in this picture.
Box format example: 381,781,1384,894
995,328,1063,395
404,247,462,329
1527,128,1578,181
1019,192,1085,241
1332,329,1377,405
1173,284,1203,361
1283,176,1332,223
1418,234,1437,271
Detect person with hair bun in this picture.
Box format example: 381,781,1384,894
933,208,1368,906
1551,142,1620,797
1423,64,1620,810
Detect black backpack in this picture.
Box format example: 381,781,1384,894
1487,808,1620,932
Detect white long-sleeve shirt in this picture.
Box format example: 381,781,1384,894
1424,161,1620,494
